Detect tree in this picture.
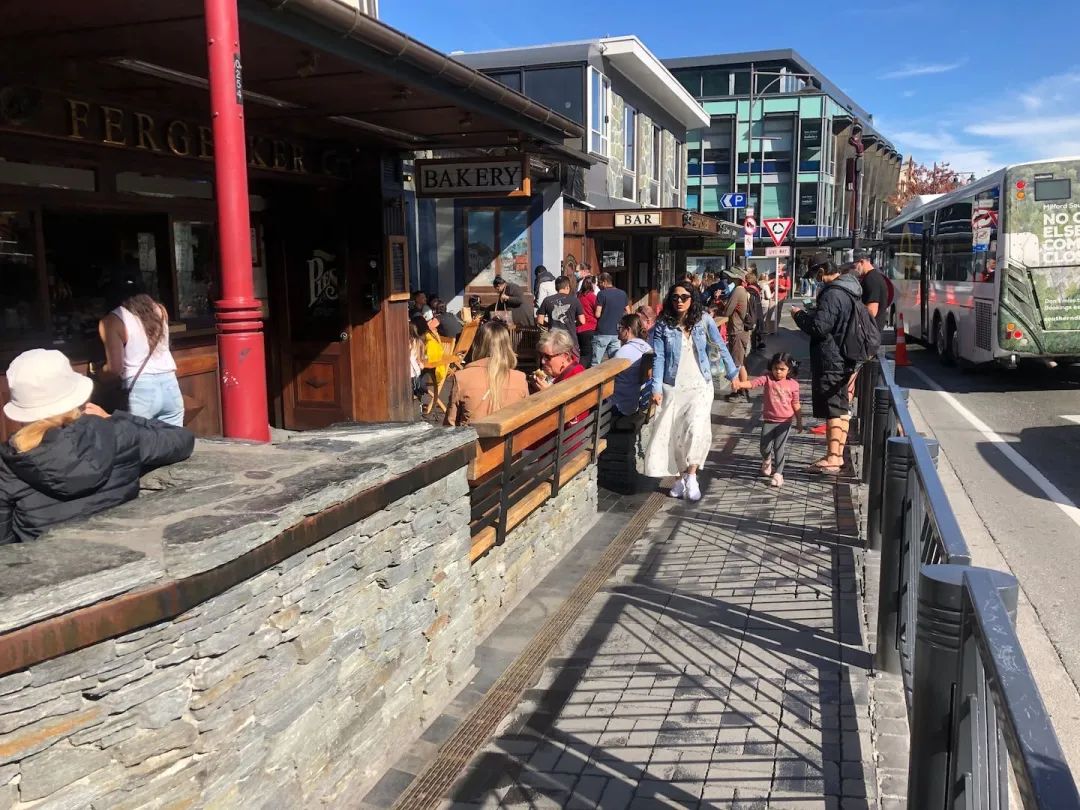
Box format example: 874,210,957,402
889,158,967,211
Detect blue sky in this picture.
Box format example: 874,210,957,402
383,0,1080,177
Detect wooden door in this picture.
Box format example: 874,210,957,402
275,216,353,430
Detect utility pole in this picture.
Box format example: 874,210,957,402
849,121,866,252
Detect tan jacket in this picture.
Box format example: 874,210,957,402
444,358,529,426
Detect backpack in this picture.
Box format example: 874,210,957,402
744,287,764,332
838,288,881,363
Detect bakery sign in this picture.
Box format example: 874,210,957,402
415,157,529,197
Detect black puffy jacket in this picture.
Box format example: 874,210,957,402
0,412,195,544
792,274,864,375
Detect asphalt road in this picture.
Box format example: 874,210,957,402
895,343,1080,688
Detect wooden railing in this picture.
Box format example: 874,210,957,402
466,360,629,562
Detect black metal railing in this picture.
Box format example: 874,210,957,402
858,353,1080,810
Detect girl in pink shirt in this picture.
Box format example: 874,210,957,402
734,352,803,487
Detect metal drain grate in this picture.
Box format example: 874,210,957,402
391,489,669,810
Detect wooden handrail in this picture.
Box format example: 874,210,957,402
468,360,630,439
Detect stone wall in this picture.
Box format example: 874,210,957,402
0,422,604,807
471,464,598,640
0,470,473,809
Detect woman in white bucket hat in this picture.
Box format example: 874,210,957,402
0,349,194,544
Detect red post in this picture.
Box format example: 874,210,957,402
203,0,270,441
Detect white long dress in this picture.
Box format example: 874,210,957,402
644,330,715,477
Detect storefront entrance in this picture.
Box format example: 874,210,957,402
271,207,353,431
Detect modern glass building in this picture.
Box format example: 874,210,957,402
664,50,902,262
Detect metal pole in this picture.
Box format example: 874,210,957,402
204,0,270,441
746,67,754,271
908,565,1018,810
866,385,891,550
875,436,913,675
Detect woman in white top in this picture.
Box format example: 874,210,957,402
99,277,184,426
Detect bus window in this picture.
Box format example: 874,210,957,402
935,199,974,282
972,187,999,282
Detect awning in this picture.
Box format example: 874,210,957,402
587,208,742,241
0,0,586,154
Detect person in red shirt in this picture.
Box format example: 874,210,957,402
732,351,803,487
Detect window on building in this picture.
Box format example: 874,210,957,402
798,183,818,226
0,210,44,338
686,190,701,212
701,69,730,97
622,106,636,200
589,69,610,156
464,207,531,289
487,70,522,93
799,119,823,171
524,66,584,124
672,142,683,207
674,70,701,96
687,145,701,177
762,183,792,220
650,126,661,206
733,70,751,95
173,221,217,322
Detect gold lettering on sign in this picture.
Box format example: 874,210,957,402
134,112,161,152
272,140,288,171
291,143,306,174
166,120,191,156
102,106,126,145
66,98,90,139
246,135,269,169
197,126,214,159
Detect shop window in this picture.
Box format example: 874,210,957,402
524,66,584,124
464,207,530,289
0,210,43,337
116,173,213,200
43,212,169,342
173,222,218,322
589,69,610,157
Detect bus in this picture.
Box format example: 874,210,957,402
883,157,1080,367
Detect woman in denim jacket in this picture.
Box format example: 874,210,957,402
644,282,740,501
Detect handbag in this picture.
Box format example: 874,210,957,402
490,298,513,325
92,350,152,414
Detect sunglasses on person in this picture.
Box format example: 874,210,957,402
670,293,693,303
538,351,566,361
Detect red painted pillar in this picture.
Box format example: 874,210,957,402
203,0,269,441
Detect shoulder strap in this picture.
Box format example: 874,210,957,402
126,305,167,392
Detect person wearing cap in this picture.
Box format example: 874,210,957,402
0,349,194,544
790,258,863,472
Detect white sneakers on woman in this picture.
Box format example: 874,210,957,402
670,474,702,502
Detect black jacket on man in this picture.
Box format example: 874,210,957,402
0,412,195,544
792,273,863,375
496,281,534,327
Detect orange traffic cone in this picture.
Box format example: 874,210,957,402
895,313,911,366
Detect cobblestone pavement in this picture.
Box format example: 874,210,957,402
436,386,889,809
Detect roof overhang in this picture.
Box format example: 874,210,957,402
599,37,709,130
0,0,585,153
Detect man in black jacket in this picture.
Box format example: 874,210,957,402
791,258,863,472
492,276,533,327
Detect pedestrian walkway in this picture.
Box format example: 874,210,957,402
408,376,883,809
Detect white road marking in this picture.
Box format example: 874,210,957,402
907,366,1080,531
1063,415,1080,426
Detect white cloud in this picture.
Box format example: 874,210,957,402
881,60,966,80
888,128,997,177
965,115,1080,139
902,90,917,98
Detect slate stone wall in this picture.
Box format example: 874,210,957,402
0,471,475,808
0,418,604,808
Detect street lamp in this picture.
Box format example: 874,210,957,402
848,121,866,251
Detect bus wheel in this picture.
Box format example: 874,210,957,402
934,315,954,365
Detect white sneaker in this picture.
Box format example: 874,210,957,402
669,475,687,499
685,475,702,502
770,473,784,488
761,457,773,476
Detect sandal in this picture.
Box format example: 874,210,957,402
809,457,844,473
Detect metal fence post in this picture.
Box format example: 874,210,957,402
875,436,912,675
865,386,891,547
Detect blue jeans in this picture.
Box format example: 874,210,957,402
128,372,185,426
592,334,621,366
